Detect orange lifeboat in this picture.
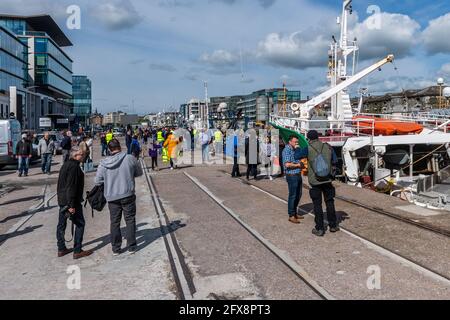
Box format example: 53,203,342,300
353,116,424,136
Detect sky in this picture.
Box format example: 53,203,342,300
2,0,450,115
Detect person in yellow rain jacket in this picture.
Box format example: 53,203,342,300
163,132,180,170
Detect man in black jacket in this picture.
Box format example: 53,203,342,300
56,146,93,259
15,134,32,177
60,131,73,163
245,131,259,180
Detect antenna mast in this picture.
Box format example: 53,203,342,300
329,0,359,123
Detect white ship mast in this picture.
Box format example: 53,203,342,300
328,0,359,123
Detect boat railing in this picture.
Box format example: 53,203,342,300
357,113,450,132
270,115,376,142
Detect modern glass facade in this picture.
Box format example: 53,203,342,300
237,89,302,124
0,16,73,98
0,19,26,35
32,36,73,97
71,75,92,120
0,26,28,92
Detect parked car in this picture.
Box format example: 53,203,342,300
0,119,21,169
113,128,124,137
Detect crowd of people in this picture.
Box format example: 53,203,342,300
51,124,340,260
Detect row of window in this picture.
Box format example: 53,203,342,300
35,53,73,83
34,37,72,71
35,69,72,96
0,70,25,92
0,51,27,81
0,103,10,119
0,20,26,36
0,28,27,62
72,106,91,116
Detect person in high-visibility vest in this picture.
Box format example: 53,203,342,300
105,130,114,156
106,130,114,144
157,129,165,154
213,130,223,157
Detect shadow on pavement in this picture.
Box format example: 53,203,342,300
0,195,43,206
83,221,186,253
0,225,44,245
0,206,58,224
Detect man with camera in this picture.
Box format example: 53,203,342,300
56,146,93,259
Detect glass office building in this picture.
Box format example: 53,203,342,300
237,89,302,124
0,25,28,93
71,75,92,121
0,15,73,99
32,36,73,97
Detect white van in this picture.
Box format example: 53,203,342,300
0,119,21,169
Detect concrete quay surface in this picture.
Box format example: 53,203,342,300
0,140,449,300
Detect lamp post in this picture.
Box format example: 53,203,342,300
437,78,445,109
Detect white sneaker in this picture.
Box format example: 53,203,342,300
269,177,274,181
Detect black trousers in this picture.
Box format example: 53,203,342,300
246,164,257,180
151,157,158,170
57,203,85,254
309,183,337,231
108,195,137,252
232,157,241,177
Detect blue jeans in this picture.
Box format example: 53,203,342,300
101,143,107,157
42,153,53,173
18,156,29,175
57,203,85,254
202,144,209,162
286,175,303,217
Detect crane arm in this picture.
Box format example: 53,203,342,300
300,54,394,116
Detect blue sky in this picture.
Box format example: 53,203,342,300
3,0,450,114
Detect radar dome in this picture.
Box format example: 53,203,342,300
443,87,450,98
218,102,228,113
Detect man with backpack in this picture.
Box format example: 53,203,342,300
95,139,143,255
305,130,339,237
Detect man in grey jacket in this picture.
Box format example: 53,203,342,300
95,139,143,255
38,132,56,175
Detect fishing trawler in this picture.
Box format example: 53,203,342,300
270,0,450,210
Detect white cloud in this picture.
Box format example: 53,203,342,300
422,13,450,55
199,50,239,67
256,12,420,70
351,13,420,60
91,0,143,31
440,63,450,76
257,30,330,69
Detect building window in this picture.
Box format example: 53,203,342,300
41,100,44,116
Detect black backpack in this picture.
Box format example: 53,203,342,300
84,184,107,217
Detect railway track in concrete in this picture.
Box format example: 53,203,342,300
227,174,450,283
141,160,333,300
